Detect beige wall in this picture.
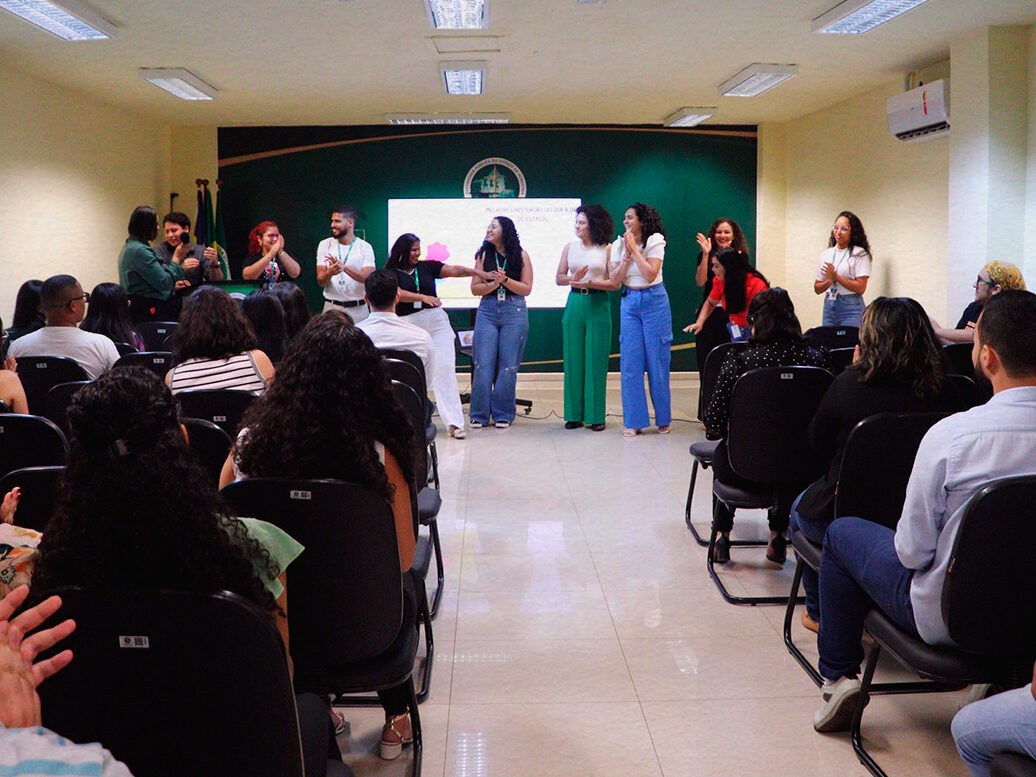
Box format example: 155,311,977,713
169,126,221,227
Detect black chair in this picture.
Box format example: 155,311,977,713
182,417,233,484
137,320,179,352
114,350,174,378
38,587,304,777
0,414,69,479
383,352,440,490
784,412,948,686
686,341,748,546
851,475,1036,777
0,465,64,531
708,366,833,605
219,478,424,776
0,399,8,413
805,325,859,351
992,753,1036,777
113,340,138,356
947,373,986,410
177,389,255,436
827,346,856,376
943,341,976,377
15,355,89,415
41,380,90,438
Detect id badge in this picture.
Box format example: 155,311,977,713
413,299,422,310
728,323,742,340
497,287,506,302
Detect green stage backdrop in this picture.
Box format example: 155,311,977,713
217,125,757,372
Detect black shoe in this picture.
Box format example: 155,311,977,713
589,423,606,431
713,533,730,564
766,532,788,565
564,421,584,430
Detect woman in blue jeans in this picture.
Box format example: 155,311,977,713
469,217,533,428
813,211,872,327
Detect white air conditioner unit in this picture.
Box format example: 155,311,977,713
887,78,950,142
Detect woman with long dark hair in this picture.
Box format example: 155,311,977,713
5,280,45,342
269,281,312,341
469,216,533,429
813,211,872,327
685,247,769,343
241,289,290,366
80,282,144,351
242,221,301,284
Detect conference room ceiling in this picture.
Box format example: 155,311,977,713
1,0,1034,127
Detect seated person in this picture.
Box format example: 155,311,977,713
166,287,275,394
4,280,45,343
813,290,1036,733
1,316,29,413
80,283,144,352
243,221,301,284
8,275,119,380
241,289,290,366
931,261,1026,344
790,297,962,632
270,282,312,342
952,660,1036,777
356,269,436,379
703,287,828,565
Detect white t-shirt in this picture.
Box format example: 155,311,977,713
610,232,666,288
356,312,436,378
316,236,376,302
565,241,610,283
815,245,871,297
8,325,120,380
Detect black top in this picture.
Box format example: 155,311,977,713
478,246,522,298
956,300,982,330
155,242,211,288
794,369,962,525
244,254,290,287
395,261,444,316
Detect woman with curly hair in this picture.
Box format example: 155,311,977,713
166,286,275,394
685,247,769,343
269,281,312,342
605,203,671,437
814,211,872,327
242,221,301,284
80,282,144,352
469,216,533,429
555,204,615,431
221,310,419,761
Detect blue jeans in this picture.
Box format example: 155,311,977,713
470,294,528,424
822,293,865,327
620,285,672,429
788,491,828,621
953,684,1036,777
818,516,919,681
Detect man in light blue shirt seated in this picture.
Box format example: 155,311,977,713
812,289,1036,733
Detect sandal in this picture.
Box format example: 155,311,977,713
448,425,467,439
658,425,670,435
623,428,641,438
331,709,347,735
379,713,413,760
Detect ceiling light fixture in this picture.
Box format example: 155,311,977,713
812,0,933,34
139,68,218,100
440,61,485,95
0,0,115,40
718,64,798,97
422,0,487,29
386,113,511,125
663,108,714,128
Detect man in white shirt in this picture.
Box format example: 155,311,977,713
812,290,1036,733
8,275,120,380
315,206,376,322
356,269,435,378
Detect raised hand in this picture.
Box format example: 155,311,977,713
696,233,711,256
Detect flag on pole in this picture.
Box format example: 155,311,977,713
213,179,230,278
194,180,209,246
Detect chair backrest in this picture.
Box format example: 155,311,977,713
380,348,425,380
391,379,428,480
805,325,859,351
15,356,90,415
726,366,833,484
113,340,138,356
38,587,303,777
182,417,233,484
0,414,69,479
177,389,256,435
699,341,748,419
41,381,90,439
946,373,985,410
114,350,174,378
0,465,65,531
219,479,404,690
942,342,976,378
827,346,856,376
0,399,8,413
137,320,179,352
942,475,1036,660
835,412,948,529
384,357,427,398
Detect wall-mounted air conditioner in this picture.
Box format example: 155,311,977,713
887,78,950,142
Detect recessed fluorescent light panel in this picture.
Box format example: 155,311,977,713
440,61,485,95
386,113,511,125
719,64,798,97
663,108,714,128
423,0,486,29
812,0,933,34
139,68,218,100
0,0,115,40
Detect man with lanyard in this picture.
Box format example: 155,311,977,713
315,206,376,323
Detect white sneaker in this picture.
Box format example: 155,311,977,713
469,420,484,429
494,420,511,429
448,425,467,439
814,676,864,732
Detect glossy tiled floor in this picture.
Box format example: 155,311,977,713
336,373,970,777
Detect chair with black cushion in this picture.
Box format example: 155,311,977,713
686,340,748,546
15,355,89,415
177,389,256,436
805,325,859,351
708,365,833,605
943,341,976,377
0,465,65,531
41,380,90,438
38,587,304,777
182,417,233,484
219,479,424,775
992,753,1036,777
137,320,179,352
114,350,174,378
113,340,138,356
383,352,440,490
0,414,69,479
947,373,986,410
827,346,856,376
784,412,948,686
851,475,1036,777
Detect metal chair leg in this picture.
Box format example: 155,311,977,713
784,556,824,686
706,524,795,606
415,597,434,703
428,521,445,618
851,639,886,777
406,678,423,777
685,459,709,546
428,441,440,490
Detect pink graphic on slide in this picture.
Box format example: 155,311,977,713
426,242,450,263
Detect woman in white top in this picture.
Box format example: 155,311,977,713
555,204,614,431
605,204,671,437
814,211,872,327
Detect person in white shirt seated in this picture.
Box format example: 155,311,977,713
356,269,435,380
8,274,120,380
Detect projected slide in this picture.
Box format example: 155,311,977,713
387,198,582,309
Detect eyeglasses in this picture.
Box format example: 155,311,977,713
831,225,851,233
65,292,90,309
974,276,995,289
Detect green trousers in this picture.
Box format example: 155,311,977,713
562,291,612,425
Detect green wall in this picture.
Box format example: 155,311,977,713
218,125,757,371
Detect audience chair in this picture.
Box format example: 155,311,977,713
382,352,440,490
943,343,993,404
784,412,948,686
0,399,8,413
220,478,424,775
137,320,179,352
113,340,138,356
827,346,856,376
0,465,65,531
41,380,90,438
992,753,1036,777
708,366,833,605
38,587,304,777
946,373,985,410
0,414,69,479
114,350,174,378
805,325,859,351
182,417,233,484
851,475,1036,777
15,355,89,415
177,389,255,436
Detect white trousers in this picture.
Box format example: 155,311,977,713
322,299,369,324
406,306,464,430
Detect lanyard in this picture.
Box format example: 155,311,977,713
493,249,508,301
337,239,356,264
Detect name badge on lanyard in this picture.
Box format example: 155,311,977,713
409,267,422,310
495,254,508,302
